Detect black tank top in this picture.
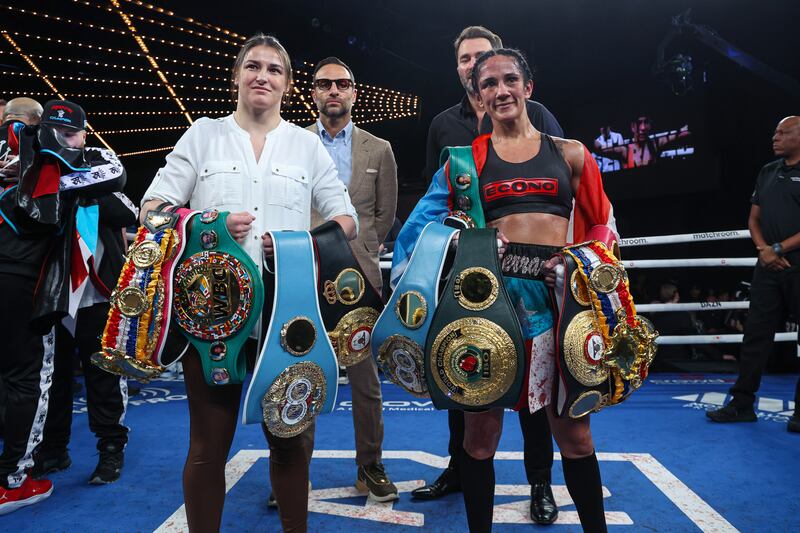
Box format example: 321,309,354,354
480,135,573,221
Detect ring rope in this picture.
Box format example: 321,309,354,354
657,332,797,345
637,301,750,313
622,258,756,269
620,229,750,247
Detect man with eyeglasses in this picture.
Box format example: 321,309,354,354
305,57,399,502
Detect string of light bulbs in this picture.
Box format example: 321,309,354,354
70,0,243,48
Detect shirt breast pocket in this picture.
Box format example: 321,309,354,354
268,164,309,213
198,160,243,207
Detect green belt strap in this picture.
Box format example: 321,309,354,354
424,228,525,410
173,210,264,386
441,146,486,228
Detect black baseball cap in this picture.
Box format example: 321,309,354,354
41,99,87,130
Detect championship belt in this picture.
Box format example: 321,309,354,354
311,220,384,367
170,209,264,386
243,231,338,438
443,146,485,228
372,222,459,397
425,228,525,410
551,241,658,418
91,207,195,381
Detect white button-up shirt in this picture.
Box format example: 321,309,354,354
142,114,358,270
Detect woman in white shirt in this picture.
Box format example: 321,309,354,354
141,34,357,533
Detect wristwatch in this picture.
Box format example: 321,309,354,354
772,242,784,256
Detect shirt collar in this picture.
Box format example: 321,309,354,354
780,158,800,172
317,119,353,144
226,113,285,138
458,93,475,118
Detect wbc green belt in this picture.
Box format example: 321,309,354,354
172,209,264,386
425,228,525,410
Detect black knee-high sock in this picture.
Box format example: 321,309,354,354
562,452,607,533
460,452,495,533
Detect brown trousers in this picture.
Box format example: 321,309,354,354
181,351,314,533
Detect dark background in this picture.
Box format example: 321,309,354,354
2,0,798,244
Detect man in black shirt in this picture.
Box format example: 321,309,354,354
411,25,562,526
423,33,562,183
0,100,126,513
707,116,800,433
30,101,138,485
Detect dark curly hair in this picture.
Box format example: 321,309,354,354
470,48,533,94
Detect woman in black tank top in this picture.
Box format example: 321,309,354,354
455,49,610,533
480,134,574,221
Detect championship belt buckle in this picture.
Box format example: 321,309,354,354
329,307,380,366
429,316,518,407
605,313,658,385
261,361,327,438
173,251,255,341
377,335,428,397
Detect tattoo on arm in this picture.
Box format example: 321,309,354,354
553,138,567,161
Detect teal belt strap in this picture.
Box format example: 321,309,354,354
442,146,486,228
372,222,459,396
244,231,338,427
172,209,264,386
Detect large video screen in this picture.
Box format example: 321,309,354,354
569,89,719,200
590,117,694,173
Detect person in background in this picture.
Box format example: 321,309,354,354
707,116,800,433
30,100,138,485
307,56,399,503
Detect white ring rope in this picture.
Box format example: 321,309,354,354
377,226,796,348
620,229,750,247
622,258,756,268
637,301,750,313
657,332,797,344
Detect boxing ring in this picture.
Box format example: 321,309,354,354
380,227,799,348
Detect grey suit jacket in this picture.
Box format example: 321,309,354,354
308,123,398,291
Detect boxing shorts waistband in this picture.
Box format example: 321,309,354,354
501,242,561,281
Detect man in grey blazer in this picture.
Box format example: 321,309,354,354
308,56,399,502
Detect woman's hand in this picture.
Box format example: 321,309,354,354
261,232,274,258
541,257,562,288
226,211,255,243
496,230,509,258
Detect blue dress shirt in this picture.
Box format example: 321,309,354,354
317,119,354,187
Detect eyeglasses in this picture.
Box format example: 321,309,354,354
313,78,354,91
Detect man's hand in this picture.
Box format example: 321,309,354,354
757,245,790,271
0,155,20,183
226,211,255,243
541,256,561,288
261,233,274,258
